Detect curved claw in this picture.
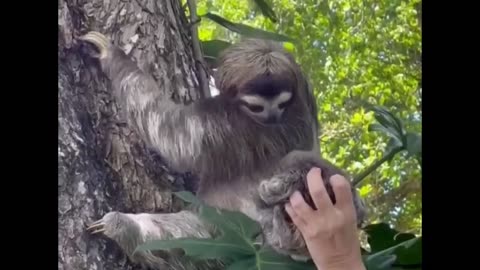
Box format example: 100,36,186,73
86,219,106,235
78,31,110,59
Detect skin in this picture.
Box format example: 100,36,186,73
285,168,366,270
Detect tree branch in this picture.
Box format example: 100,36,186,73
186,0,210,98
353,148,402,187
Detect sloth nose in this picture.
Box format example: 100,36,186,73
264,114,280,124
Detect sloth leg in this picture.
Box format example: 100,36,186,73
86,210,217,270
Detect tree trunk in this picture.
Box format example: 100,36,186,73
58,0,202,269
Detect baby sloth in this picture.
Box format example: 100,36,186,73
256,150,367,260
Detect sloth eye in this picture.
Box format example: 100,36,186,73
247,104,264,113
278,102,289,109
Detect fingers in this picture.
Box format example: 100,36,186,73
307,168,334,212
288,190,315,220
330,175,355,215
285,202,306,229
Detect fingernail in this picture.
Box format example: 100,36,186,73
331,174,341,181
285,202,291,210
290,191,301,201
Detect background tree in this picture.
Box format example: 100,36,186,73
58,0,205,269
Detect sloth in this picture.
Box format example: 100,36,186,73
79,31,366,269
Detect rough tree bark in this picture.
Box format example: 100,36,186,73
58,0,203,269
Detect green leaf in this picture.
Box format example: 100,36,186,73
363,223,415,252
366,237,421,268
385,137,403,158
226,257,256,270
199,205,262,241
251,0,278,22
135,238,252,260
363,254,397,270
394,237,422,266
363,223,421,269
283,41,295,53
256,247,317,270
405,132,421,157
202,13,294,42
173,191,202,205
200,40,232,60
196,4,207,16
366,105,405,143
368,123,402,145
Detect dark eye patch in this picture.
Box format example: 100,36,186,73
278,102,289,109
244,74,293,98
247,104,264,113
238,99,264,113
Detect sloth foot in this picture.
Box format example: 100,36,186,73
86,218,107,235
78,31,111,59
258,173,298,206
85,211,140,242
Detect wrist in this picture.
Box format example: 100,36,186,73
323,262,366,270
314,256,366,270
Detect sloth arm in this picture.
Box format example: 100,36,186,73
96,41,230,173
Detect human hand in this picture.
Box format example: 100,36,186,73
285,168,366,270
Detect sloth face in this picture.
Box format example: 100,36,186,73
236,74,295,125
238,91,293,124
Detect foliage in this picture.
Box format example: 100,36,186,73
136,192,421,270
362,223,421,270
192,0,422,234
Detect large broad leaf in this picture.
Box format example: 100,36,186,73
174,191,202,205
199,204,262,241
202,13,294,42
200,40,232,60
225,246,317,270
255,247,317,270
135,238,251,261
363,223,421,269
226,257,257,270
363,223,416,253
251,0,278,22
405,132,421,157
394,237,422,267
384,137,403,159
369,123,403,150
363,254,397,270
365,237,422,270
366,105,405,144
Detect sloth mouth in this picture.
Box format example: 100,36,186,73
253,116,283,126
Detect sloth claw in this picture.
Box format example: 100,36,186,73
79,31,110,59
86,219,106,235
